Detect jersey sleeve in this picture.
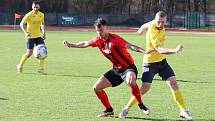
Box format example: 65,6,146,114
21,13,30,24
88,37,99,47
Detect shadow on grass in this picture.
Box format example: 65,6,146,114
0,97,8,100
137,78,213,84
23,72,213,84
23,72,99,78
114,116,215,121
124,117,184,121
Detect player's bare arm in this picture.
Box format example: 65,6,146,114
20,22,30,38
41,23,46,39
125,42,145,54
154,44,183,55
63,40,90,48
126,43,155,54
137,22,150,35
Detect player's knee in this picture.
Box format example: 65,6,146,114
126,72,136,86
93,84,100,93
26,52,33,58
169,80,179,90
129,80,136,87
93,85,98,93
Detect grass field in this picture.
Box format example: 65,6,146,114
0,29,215,121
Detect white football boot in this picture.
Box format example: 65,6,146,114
179,109,193,120
119,107,129,118
17,64,23,73
119,106,150,119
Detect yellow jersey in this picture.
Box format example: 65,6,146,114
143,20,166,63
21,11,44,39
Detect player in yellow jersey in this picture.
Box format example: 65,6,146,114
119,11,192,120
17,1,46,74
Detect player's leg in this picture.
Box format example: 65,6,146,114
94,69,124,117
93,76,113,117
166,76,186,110
124,82,152,109
166,76,192,120
119,63,156,118
17,39,34,73
36,37,45,73
125,71,149,114
38,59,45,73
159,60,192,120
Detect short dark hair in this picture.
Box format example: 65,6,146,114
94,18,107,28
32,1,40,5
156,11,167,18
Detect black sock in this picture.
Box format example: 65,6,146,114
105,106,113,112
138,103,148,111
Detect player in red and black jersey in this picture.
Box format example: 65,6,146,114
63,18,150,117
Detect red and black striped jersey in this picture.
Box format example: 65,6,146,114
88,33,134,69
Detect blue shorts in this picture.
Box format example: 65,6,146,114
26,37,44,49
141,59,175,83
104,64,138,87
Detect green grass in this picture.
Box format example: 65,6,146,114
0,29,215,121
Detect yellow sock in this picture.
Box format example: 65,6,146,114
171,89,186,110
19,53,28,66
38,59,45,68
126,96,137,109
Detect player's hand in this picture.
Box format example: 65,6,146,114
63,40,71,48
25,32,30,39
175,45,183,53
42,33,46,40
137,29,142,35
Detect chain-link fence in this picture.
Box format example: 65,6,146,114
1,12,215,30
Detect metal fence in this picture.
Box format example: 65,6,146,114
0,12,215,29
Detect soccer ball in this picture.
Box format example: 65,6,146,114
33,44,48,59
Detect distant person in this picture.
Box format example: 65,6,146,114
119,11,193,120
17,1,46,74
63,18,150,117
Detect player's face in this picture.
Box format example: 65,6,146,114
155,16,167,29
32,3,40,12
95,25,107,39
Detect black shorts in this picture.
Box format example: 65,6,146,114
141,59,175,83
104,64,138,87
26,37,45,49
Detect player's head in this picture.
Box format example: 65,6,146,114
154,11,167,29
94,18,108,39
32,1,40,12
